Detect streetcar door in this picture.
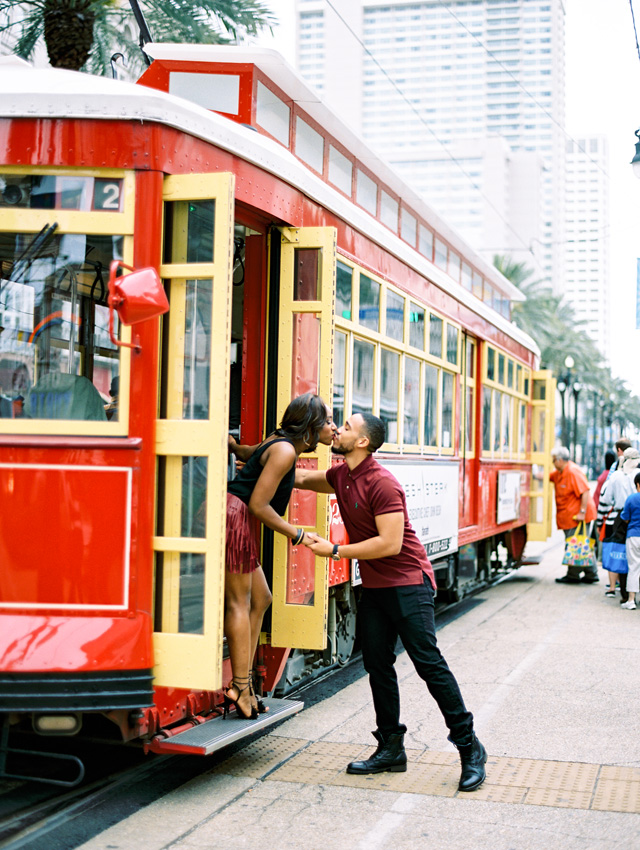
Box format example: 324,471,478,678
269,227,336,650
527,369,556,541
153,173,235,690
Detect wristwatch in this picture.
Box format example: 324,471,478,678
331,543,341,561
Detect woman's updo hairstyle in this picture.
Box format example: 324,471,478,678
276,393,327,451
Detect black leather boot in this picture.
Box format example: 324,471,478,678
455,734,487,791
347,729,407,775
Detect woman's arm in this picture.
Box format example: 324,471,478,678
228,434,259,463
248,441,309,542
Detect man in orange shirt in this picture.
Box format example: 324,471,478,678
550,447,598,584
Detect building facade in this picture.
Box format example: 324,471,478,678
563,135,610,358
295,0,566,291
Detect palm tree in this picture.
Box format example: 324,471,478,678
493,254,603,385
0,0,275,75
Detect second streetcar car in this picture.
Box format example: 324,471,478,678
0,47,554,783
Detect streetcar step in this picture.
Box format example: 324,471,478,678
519,555,543,565
147,697,303,756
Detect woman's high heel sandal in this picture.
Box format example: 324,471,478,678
223,677,258,720
250,672,269,714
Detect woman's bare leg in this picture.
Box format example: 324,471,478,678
224,569,253,716
248,567,272,710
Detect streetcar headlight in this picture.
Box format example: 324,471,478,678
32,713,81,736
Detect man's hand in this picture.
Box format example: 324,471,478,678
303,533,333,558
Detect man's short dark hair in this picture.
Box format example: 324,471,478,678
635,471,640,489
616,438,632,453
360,413,386,453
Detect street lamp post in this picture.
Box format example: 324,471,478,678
557,355,575,451
572,381,581,463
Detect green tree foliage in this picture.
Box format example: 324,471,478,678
0,0,275,75
494,255,640,432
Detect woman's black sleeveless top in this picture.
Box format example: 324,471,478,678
227,437,296,516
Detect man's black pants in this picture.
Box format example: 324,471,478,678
358,575,474,745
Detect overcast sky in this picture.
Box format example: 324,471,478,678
255,0,640,397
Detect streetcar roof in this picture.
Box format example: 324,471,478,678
0,51,539,356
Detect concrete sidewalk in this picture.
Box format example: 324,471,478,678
79,543,640,850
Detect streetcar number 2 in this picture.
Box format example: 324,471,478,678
94,179,122,211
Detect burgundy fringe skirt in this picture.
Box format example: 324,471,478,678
226,493,261,574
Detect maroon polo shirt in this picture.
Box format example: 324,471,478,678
326,454,436,590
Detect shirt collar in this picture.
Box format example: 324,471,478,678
347,453,377,479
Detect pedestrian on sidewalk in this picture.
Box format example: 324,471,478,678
620,471,640,611
295,412,486,792
550,447,598,584
598,447,640,602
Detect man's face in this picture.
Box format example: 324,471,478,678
317,407,337,446
332,414,367,456
552,455,567,471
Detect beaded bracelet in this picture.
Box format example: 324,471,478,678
292,527,304,546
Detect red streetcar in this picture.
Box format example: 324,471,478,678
0,46,555,784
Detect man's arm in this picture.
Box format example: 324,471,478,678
306,511,404,560
295,466,335,494
575,489,589,521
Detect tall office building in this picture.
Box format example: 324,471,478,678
295,0,565,290
563,136,610,358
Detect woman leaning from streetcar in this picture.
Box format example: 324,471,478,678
225,393,336,719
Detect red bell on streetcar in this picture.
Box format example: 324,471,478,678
108,260,169,351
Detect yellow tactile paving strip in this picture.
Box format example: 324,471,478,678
213,734,640,814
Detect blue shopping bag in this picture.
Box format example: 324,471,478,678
601,540,629,574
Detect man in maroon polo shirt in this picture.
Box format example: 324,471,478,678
297,412,486,792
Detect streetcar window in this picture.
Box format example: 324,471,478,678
0,231,121,421
446,325,458,365
336,261,353,319
163,200,215,264
352,338,374,416
482,387,491,452
516,364,523,393
403,356,420,445
401,209,417,246
441,371,454,449
507,359,514,388
293,248,320,300
486,347,495,381
466,339,475,378
356,169,377,216
448,251,461,282
380,348,399,442
461,263,472,291
359,275,379,332
498,353,505,385
434,238,448,271
418,225,433,260
0,174,124,212
472,271,483,299
295,116,324,175
182,280,213,420
429,314,443,358
502,395,512,453
518,401,527,453
466,385,474,452
329,146,353,195
493,390,502,451
386,290,404,342
256,81,290,146
423,364,438,447
409,303,425,350
380,191,398,232
333,331,346,426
